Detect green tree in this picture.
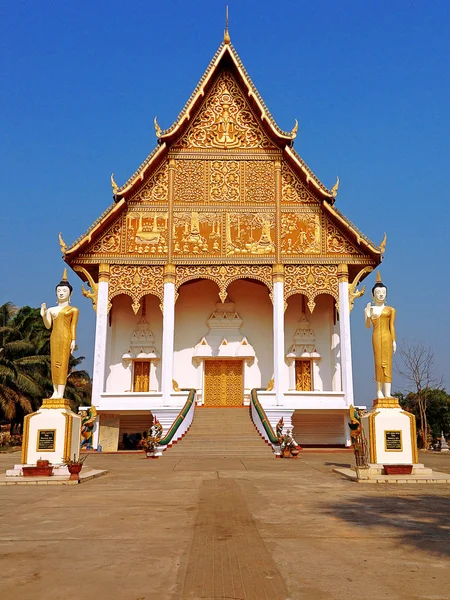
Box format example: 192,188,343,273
0,302,91,431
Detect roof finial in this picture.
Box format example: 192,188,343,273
224,6,230,44
331,176,340,198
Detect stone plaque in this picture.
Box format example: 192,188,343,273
385,430,402,451
99,414,120,452
37,429,56,451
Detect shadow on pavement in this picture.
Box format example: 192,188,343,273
324,494,450,557
324,461,352,468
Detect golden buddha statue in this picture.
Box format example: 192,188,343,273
364,273,396,398
41,269,79,399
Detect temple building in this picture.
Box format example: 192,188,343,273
64,30,382,451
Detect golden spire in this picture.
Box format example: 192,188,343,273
58,232,67,255
223,6,230,44
331,176,340,198
376,271,382,283
290,119,299,139
110,173,119,194
62,267,68,281
154,116,162,138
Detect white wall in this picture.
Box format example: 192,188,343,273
173,278,273,391
105,294,163,393
284,294,335,391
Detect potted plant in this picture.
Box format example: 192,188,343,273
63,454,88,479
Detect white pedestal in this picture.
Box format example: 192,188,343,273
361,398,418,465
21,399,81,465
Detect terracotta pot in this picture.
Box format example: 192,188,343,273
67,464,83,475
290,448,300,457
383,464,413,475
23,466,54,477
36,459,50,468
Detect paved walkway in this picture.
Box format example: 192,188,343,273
1,451,449,600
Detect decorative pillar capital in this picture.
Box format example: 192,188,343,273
337,263,349,283
98,263,110,282
272,264,284,283
274,159,281,170
164,263,176,284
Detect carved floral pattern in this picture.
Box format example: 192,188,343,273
132,161,169,204
245,161,274,203
174,160,206,204
91,218,122,254
108,265,164,314
281,163,318,204
284,265,339,312
176,72,275,150
210,160,241,202
326,221,359,254
175,265,273,303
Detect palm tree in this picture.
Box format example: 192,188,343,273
0,303,92,432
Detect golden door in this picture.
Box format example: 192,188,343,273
295,360,313,391
204,360,243,406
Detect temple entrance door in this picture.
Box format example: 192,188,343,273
204,360,243,406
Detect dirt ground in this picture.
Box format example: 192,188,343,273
1,450,449,600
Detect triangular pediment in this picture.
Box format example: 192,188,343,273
173,70,277,151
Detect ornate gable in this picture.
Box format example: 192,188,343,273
174,71,277,151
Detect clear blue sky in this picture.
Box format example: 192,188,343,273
1,1,449,402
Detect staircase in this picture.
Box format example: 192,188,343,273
165,407,274,458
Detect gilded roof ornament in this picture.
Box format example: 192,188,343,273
224,6,230,44
379,232,387,255
154,116,162,138
110,173,119,194
290,119,298,139
74,266,99,312
58,232,67,256
331,176,340,198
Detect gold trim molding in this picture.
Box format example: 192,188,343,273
372,397,401,409
284,265,339,313
108,265,164,314
175,264,273,303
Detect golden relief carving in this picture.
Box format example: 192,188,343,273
210,160,241,202
108,265,164,314
226,212,275,256
295,360,312,391
204,360,243,406
131,161,169,204
126,211,169,255
91,218,122,254
281,163,318,204
284,265,339,312
174,160,206,204
245,161,275,203
281,212,321,255
175,265,273,303
176,72,275,150
326,221,360,255
173,212,221,256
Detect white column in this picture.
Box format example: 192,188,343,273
161,265,176,405
343,414,351,446
338,264,354,407
272,265,285,406
91,264,109,449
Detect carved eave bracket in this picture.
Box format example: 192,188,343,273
348,266,373,311
284,265,340,313
74,266,98,311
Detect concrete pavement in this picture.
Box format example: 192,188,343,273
0,450,449,600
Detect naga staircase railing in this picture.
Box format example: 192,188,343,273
158,389,196,450
250,388,280,452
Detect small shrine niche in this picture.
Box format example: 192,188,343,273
193,302,256,361
286,296,320,391
121,298,160,392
